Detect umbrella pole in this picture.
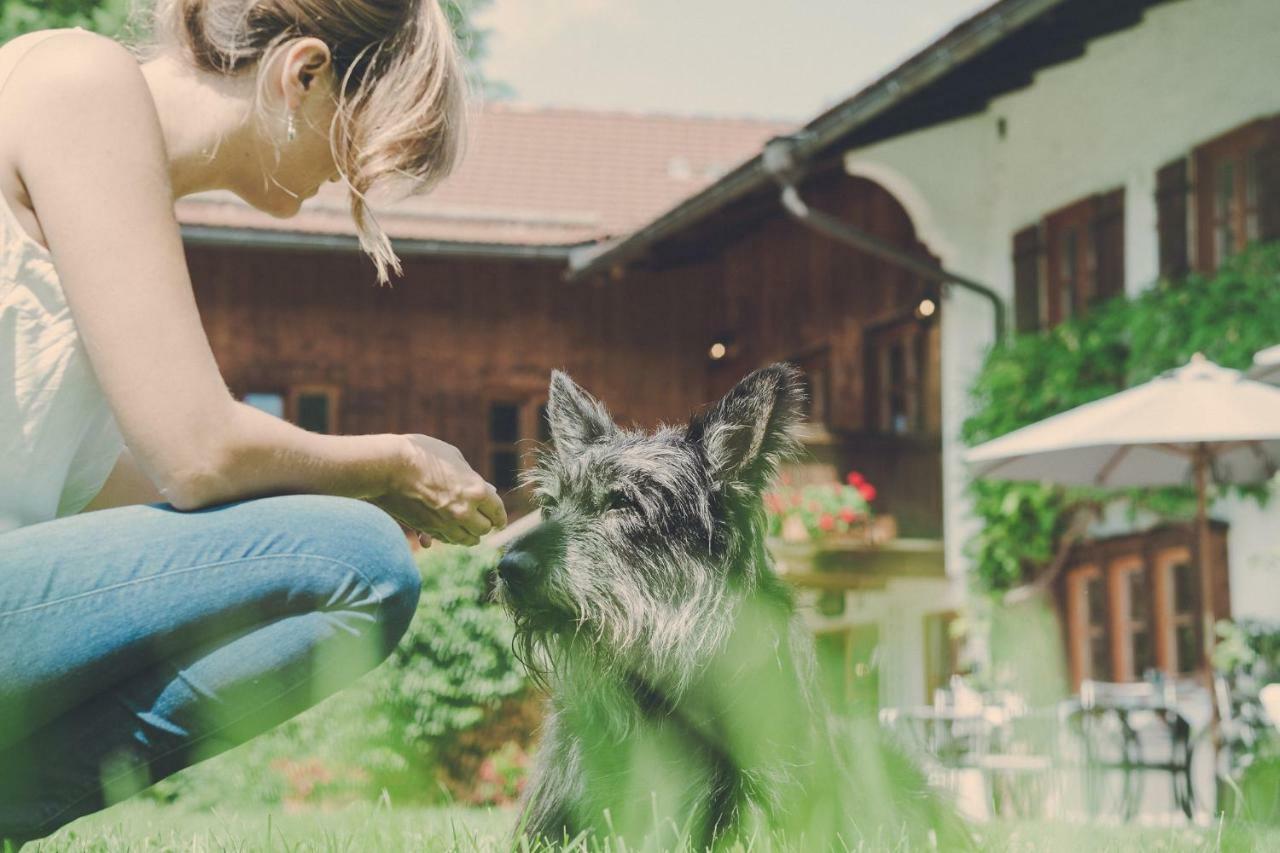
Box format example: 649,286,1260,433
1195,445,1222,741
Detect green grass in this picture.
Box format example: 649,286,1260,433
29,802,514,853
21,802,1280,852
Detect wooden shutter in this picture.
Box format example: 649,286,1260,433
1256,121,1280,242
1091,189,1125,304
1012,224,1044,334
1156,158,1191,280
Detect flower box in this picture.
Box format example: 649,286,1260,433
765,469,894,548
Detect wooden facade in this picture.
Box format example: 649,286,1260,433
188,172,944,536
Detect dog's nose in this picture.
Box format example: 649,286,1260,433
497,548,539,587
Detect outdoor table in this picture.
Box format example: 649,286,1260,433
880,706,998,769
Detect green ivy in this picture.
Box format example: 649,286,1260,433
963,242,1280,591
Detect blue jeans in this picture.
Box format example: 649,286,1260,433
0,494,422,841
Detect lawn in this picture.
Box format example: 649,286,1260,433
24,802,1280,852
29,802,513,852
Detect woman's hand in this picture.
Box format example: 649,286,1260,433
371,434,508,547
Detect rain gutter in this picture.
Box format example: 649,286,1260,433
180,225,580,261
761,137,1007,341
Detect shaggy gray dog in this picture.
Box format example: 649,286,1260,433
496,363,968,850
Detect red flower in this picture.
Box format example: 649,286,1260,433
818,513,836,532
845,471,865,487
839,507,859,524
858,483,877,503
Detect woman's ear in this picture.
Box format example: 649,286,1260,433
277,38,333,110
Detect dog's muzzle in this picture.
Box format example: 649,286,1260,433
497,548,540,587
496,518,565,594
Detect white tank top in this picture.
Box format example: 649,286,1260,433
0,28,125,534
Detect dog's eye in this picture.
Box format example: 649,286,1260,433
604,490,634,514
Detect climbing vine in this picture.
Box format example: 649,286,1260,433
963,243,1280,592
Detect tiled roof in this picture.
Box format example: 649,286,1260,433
175,104,793,247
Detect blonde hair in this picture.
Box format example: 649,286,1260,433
145,0,470,284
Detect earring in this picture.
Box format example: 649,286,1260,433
286,111,297,142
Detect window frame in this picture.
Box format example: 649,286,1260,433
1067,564,1109,686
1044,197,1097,328
1059,526,1228,691
923,610,961,702
288,384,341,435
1193,117,1278,272
787,345,833,433
1012,187,1125,333
864,314,934,436
486,398,525,495
1154,546,1202,676
1107,555,1154,682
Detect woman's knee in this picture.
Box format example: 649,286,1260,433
252,495,422,651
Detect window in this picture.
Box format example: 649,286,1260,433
1110,558,1154,681
1194,117,1280,272
1068,565,1111,684
488,401,522,493
1045,200,1094,327
288,386,339,434
1156,547,1201,676
242,387,338,433
814,624,880,713
789,348,831,430
537,401,553,444
865,318,932,435
243,392,285,419
1012,188,1124,333
923,611,960,701
296,393,331,434
1060,526,1227,690
1156,158,1192,280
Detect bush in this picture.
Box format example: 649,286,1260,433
148,541,537,808
1215,620,1280,823
963,243,1280,591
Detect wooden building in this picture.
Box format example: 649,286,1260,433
177,103,955,708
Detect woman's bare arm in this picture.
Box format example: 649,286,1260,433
9,33,403,509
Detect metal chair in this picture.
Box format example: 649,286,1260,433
1066,679,1198,821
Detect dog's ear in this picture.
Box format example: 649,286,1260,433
547,369,617,456
686,362,807,490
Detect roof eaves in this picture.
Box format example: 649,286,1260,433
566,0,1069,281
180,225,584,261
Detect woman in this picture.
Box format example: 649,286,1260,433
0,0,505,842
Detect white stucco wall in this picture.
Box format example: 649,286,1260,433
801,575,966,709
843,0,1280,618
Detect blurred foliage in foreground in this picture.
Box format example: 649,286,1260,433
1214,619,1280,824
963,242,1280,592
38,800,1280,853
147,544,537,810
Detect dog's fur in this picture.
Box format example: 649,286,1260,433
495,363,968,850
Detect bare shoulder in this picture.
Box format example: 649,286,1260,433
3,30,160,156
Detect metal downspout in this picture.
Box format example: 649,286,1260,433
761,137,1007,342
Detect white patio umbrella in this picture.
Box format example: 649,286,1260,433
1248,343,1280,386
965,354,1280,680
